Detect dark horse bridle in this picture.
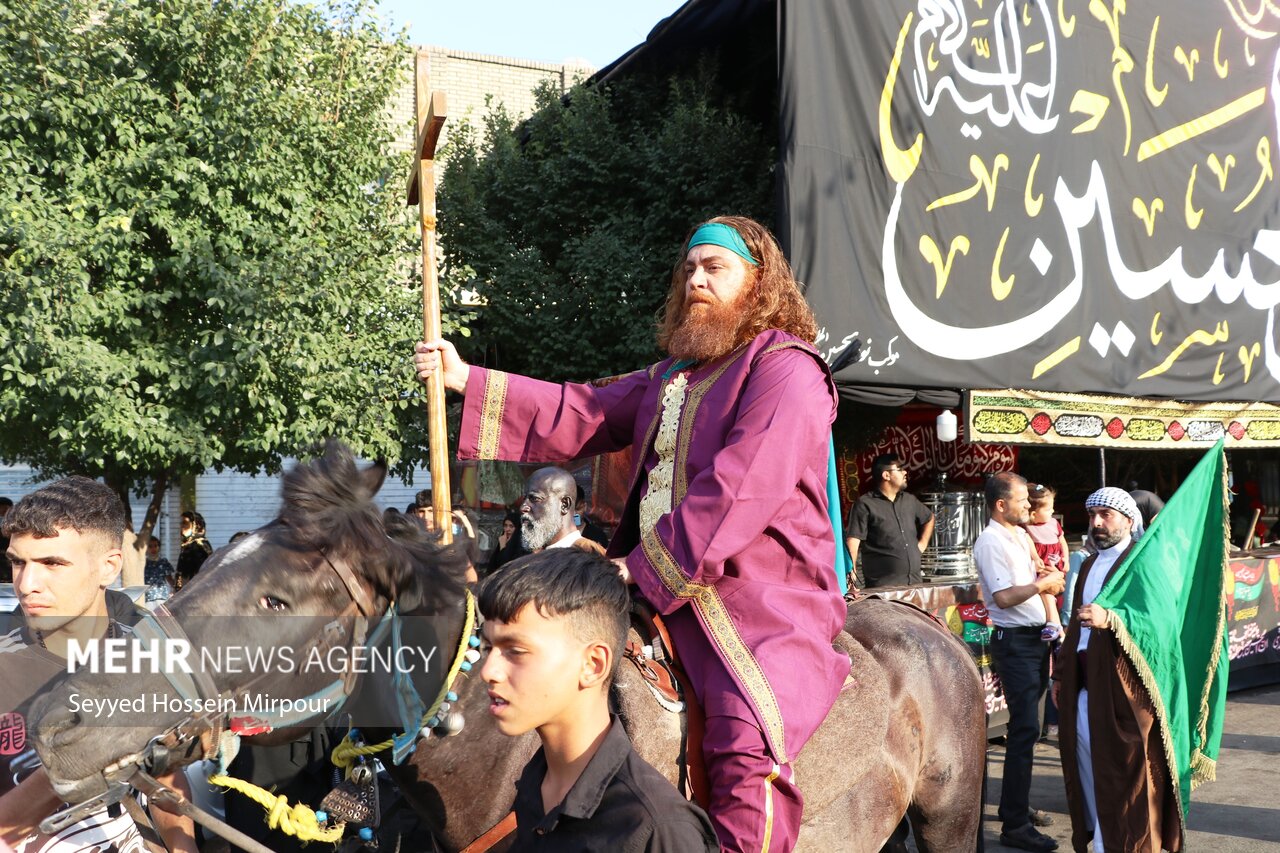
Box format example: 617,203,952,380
40,548,380,853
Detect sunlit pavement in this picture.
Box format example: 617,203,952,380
981,682,1280,852
203,683,1280,852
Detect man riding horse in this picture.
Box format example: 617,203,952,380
414,215,850,852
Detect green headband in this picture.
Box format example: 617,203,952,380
686,222,759,266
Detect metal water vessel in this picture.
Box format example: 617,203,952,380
920,477,984,579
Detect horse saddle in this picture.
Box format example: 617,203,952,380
621,598,711,809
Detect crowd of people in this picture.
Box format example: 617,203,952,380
971,476,1186,853
840,451,1197,853
0,213,1241,853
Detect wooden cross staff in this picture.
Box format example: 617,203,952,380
406,51,451,542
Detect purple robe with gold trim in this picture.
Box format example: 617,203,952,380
458,329,849,763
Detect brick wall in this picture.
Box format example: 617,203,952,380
390,46,596,156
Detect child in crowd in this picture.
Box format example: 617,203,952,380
477,549,718,852
1025,483,1069,642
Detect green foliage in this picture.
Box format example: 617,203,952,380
438,60,775,382
0,0,469,507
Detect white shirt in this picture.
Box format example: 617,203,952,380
546,529,583,549
973,519,1046,628
1076,535,1130,651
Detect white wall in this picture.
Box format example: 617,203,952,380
0,466,179,559
0,461,431,555
195,462,432,549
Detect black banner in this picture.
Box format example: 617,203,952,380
781,0,1280,401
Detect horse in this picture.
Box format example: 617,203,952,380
31,443,986,852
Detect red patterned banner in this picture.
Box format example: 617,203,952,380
967,389,1280,448
841,410,1017,500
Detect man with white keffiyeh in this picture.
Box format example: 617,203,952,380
1053,486,1184,853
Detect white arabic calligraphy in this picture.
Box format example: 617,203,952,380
882,180,1083,359
912,0,1059,134
858,1,1280,387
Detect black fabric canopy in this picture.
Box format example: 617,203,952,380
596,0,772,84
601,1,1280,406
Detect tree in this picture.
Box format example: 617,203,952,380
0,0,471,565
437,58,775,383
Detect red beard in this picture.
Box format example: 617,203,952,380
666,293,750,362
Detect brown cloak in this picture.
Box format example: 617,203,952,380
1056,548,1184,853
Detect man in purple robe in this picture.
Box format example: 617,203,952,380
415,215,849,852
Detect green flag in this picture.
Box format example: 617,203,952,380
1094,438,1230,820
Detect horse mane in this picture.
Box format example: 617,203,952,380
381,511,471,612
279,441,468,612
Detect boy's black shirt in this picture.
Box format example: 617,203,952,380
512,715,718,852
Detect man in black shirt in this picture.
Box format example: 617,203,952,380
478,549,717,852
846,454,935,588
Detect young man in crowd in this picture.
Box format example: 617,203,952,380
478,548,718,851
410,489,436,532
0,477,197,852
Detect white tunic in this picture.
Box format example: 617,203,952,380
1074,534,1130,850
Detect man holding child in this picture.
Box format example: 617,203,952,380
973,472,1067,852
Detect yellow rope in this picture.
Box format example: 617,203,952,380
425,589,478,719
208,773,345,843
208,594,478,842
331,735,393,773
330,590,478,775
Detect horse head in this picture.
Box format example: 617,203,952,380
31,441,469,805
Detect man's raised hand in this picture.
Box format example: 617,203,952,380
414,340,471,394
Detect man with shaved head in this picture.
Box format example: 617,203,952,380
520,467,606,556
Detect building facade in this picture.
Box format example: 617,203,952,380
389,46,594,156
